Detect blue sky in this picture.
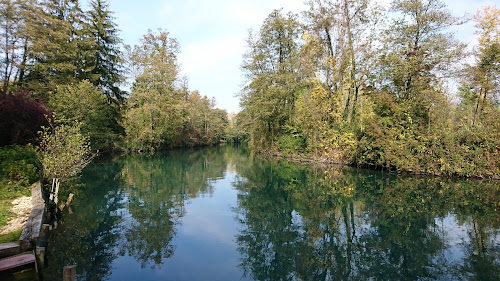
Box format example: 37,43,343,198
87,0,497,113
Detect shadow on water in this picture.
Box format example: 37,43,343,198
43,145,499,281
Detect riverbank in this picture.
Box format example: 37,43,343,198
258,148,500,180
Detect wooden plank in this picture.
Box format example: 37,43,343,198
63,265,76,281
0,242,21,258
0,253,35,272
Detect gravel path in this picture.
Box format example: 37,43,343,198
0,196,32,234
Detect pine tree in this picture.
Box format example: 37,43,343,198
87,0,124,100
22,0,90,100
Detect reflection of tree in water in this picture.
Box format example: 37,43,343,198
233,158,500,281
118,147,228,268
234,160,304,280
450,180,500,280
45,159,126,281
352,177,446,280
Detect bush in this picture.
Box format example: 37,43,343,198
277,134,306,156
356,101,500,177
0,90,52,146
0,145,41,187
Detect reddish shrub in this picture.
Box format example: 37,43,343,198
0,90,52,146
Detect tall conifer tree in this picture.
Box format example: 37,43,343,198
87,0,124,100
22,0,89,99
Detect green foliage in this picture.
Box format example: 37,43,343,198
226,112,250,143
379,0,465,102
123,29,184,152
87,0,125,100
38,119,95,182
277,132,305,156
240,9,303,148
123,30,229,152
237,1,498,178
22,0,89,98
357,93,500,176
48,80,122,152
0,144,40,187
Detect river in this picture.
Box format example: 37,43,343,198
43,144,500,280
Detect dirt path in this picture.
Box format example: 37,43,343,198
0,196,32,234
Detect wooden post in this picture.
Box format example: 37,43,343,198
63,265,76,281
38,224,50,248
58,202,66,212
35,246,45,275
66,193,74,206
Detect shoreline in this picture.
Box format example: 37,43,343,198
258,150,500,181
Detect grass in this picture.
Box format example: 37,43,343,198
0,179,31,239
0,228,23,243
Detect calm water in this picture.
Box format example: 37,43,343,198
44,145,500,281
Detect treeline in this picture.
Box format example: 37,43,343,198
236,0,499,178
0,0,230,155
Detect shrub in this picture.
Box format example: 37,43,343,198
0,90,52,146
0,145,40,187
277,134,306,156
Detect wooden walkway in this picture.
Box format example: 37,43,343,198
0,252,36,272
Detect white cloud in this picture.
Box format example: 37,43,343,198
179,34,246,76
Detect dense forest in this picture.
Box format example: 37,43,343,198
236,0,499,178
0,0,498,188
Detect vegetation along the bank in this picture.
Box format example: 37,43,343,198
0,0,235,237
0,0,498,231
238,1,499,178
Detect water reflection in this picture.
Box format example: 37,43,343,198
44,145,499,281
44,159,126,280
118,147,229,268
233,159,500,280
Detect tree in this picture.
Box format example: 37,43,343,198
378,0,465,124
87,0,124,100
124,29,184,151
469,6,500,125
22,0,92,99
0,89,52,146
47,80,122,151
38,118,95,204
0,0,25,95
240,9,303,148
303,0,380,125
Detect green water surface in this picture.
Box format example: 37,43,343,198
43,145,500,280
